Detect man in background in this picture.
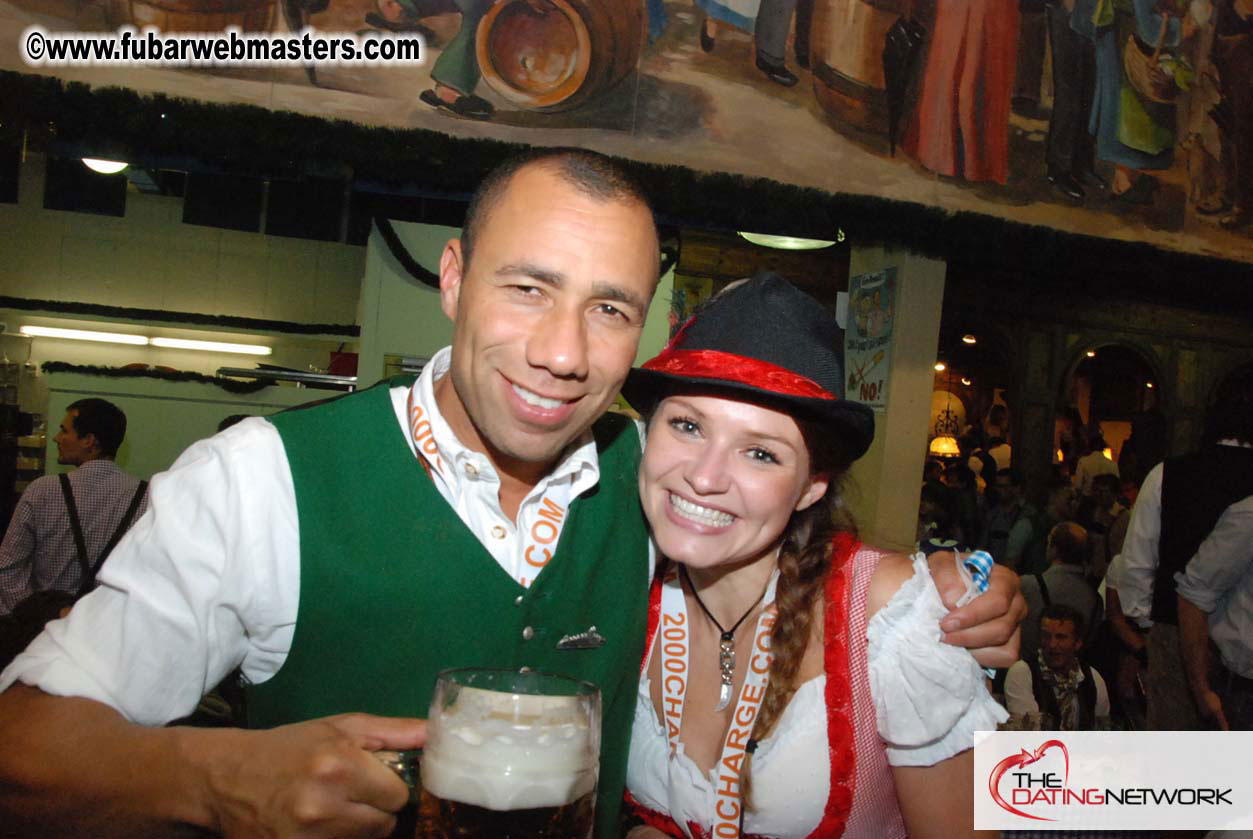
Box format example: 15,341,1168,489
1019,521,1101,662
1121,370,1253,729
0,398,147,614
1176,492,1253,729
1006,604,1110,729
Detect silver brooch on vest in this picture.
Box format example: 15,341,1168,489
556,626,605,650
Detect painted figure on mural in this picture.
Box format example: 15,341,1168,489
1208,0,1253,229
901,0,1021,184
694,0,813,85
1044,0,1105,201
416,0,496,119
1071,0,1191,204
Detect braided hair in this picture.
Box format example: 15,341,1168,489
740,415,858,810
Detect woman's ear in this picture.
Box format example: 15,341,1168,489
795,473,830,512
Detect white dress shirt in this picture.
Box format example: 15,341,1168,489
1174,494,1253,679
0,348,651,724
1119,441,1253,623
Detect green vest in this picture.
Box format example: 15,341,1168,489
248,378,650,838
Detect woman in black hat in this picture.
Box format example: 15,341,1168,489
621,274,1005,838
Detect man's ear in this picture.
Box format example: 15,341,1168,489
82,432,101,457
438,239,465,322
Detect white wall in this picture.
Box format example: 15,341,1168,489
42,372,327,480
0,154,364,324
0,153,365,415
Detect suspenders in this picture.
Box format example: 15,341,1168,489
58,474,148,597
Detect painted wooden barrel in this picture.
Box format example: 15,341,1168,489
476,0,645,111
810,0,904,135
104,0,276,32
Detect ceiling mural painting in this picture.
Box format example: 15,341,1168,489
2,0,1250,264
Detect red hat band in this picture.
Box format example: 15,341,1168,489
641,348,837,402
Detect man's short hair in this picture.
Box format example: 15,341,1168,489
460,147,658,273
66,398,127,458
1048,522,1089,567
1091,473,1120,494
1209,367,1253,445
1040,603,1085,641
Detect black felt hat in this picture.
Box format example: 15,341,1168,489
622,272,876,460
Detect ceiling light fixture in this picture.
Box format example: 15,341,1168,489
20,325,148,345
20,325,273,355
81,158,129,175
934,362,946,372
1146,382,1154,389
962,334,977,344
737,231,841,250
1086,350,1097,358
961,377,972,386
151,337,272,356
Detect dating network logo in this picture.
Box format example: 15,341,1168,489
987,737,1233,821
989,739,1071,820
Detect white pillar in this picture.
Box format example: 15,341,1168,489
845,246,947,552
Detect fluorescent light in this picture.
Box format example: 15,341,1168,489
738,231,839,250
151,337,272,356
81,158,129,175
20,325,148,345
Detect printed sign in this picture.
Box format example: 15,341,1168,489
844,268,896,410
975,730,1253,830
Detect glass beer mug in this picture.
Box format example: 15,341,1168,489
415,667,601,839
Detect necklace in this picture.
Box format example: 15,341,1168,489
680,564,772,711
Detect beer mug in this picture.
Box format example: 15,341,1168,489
415,667,601,839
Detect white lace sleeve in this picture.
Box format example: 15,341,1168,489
867,553,1008,767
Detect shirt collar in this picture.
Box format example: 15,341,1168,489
74,459,122,475
411,346,600,491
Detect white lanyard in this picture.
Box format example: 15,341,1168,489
406,384,572,588
658,565,779,839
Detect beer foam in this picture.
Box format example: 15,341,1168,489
421,686,597,811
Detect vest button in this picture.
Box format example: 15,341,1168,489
491,525,506,539
464,462,479,479
514,595,524,606
522,625,534,641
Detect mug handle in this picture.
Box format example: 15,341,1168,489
372,749,422,801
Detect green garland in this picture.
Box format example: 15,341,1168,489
4,70,1250,286
0,296,358,337
41,361,274,394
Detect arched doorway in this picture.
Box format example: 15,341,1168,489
1058,342,1164,487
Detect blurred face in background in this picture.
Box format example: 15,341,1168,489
1047,485,1076,521
1040,617,1082,673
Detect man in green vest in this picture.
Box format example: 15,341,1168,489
0,148,1026,839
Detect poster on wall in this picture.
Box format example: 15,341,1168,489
669,274,715,337
844,267,896,411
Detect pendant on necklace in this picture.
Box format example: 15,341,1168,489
716,631,736,712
